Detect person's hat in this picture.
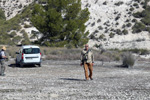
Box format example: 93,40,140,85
2,46,6,50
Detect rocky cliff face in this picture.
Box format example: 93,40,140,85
0,0,150,49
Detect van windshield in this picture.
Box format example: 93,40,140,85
23,48,40,54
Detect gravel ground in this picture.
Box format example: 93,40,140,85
0,59,150,100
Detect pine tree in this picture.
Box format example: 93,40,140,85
0,9,5,20
31,0,90,47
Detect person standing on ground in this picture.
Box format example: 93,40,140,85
0,46,7,76
80,44,94,81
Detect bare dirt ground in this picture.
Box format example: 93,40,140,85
0,59,150,100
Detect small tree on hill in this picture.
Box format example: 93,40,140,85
31,0,90,47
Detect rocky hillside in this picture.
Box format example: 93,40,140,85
82,0,150,49
0,0,150,49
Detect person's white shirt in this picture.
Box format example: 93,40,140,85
1,51,5,58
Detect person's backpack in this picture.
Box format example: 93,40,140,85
0,50,3,59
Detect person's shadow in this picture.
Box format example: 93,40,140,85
60,78,85,81
8,63,37,68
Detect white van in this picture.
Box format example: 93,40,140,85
16,45,42,67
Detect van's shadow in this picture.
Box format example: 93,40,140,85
8,63,37,68
60,78,85,81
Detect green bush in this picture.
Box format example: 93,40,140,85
89,34,95,39
65,43,74,49
132,22,146,33
115,29,122,35
0,8,6,20
140,49,150,55
97,19,101,23
24,23,32,28
98,26,103,30
9,31,17,37
133,0,141,3
20,30,26,34
132,19,137,23
109,32,115,38
141,17,150,25
114,1,124,6
103,1,107,5
12,36,22,44
122,29,128,35
133,3,139,8
122,52,135,68
126,23,132,27
91,22,95,27
99,34,105,40
130,7,134,11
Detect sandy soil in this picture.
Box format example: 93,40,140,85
0,59,150,100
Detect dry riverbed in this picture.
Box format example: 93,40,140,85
0,59,150,100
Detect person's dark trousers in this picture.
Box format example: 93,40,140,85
0,60,5,76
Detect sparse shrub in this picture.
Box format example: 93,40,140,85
95,0,98,4
141,17,150,25
122,52,135,68
65,43,74,49
126,19,130,22
21,40,30,45
133,0,141,3
18,4,22,9
104,21,110,26
12,36,22,44
116,29,122,35
140,49,150,55
94,44,100,48
132,19,137,23
133,12,143,18
126,23,132,27
97,19,101,23
9,31,17,37
115,15,120,21
128,12,132,15
104,29,109,33
132,22,146,33
91,22,95,27
136,38,145,42
99,34,105,40
123,48,149,55
122,29,128,35
145,27,150,32
110,28,115,32
93,30,99,34
133,10,147,18
98,26,103,30
20,29,26,34
109,32,115,38
12,25,21,31
24,23,32,28
103,1,107,5
114,56,120,61
133,3,139,8
114,1,124,6
116,22,119,25
122,24,126,28
130,7,134,11
89,34,95,39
